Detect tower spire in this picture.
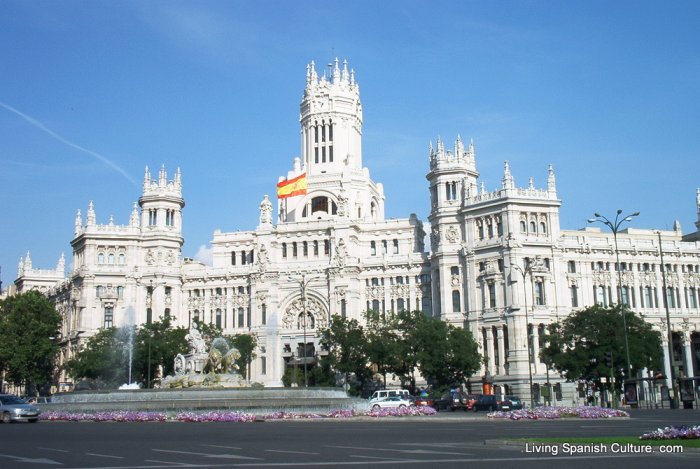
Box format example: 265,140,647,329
547,164,557,194
74,209,83,236
502,161,514,189
87,201,96,226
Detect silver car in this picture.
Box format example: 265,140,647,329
0,394,41,423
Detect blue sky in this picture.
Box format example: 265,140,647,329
1,0,698,285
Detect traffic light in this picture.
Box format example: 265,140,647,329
604,351,613,368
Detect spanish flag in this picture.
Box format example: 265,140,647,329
276,173,307,199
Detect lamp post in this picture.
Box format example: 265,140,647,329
657,231,678,409
511,263,535,409
587,210,639,381
288,273,318,388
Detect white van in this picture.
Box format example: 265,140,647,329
368,389,410,402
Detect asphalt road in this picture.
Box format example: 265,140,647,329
0,409,698,468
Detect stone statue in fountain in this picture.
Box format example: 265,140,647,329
163,324,246,388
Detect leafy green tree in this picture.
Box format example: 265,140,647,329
134,316,187,387
320,316,372,395
541,305,663,390
364,311,402,387
0,291,62,395
64,327,134,388
230,333,257,379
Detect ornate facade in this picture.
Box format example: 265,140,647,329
13,60,700,403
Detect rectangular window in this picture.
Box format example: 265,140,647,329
393,239,399,254
293,242,298,258
104,306,113,328
621,286,629,306
303,241,308,256
313,240,319,256
238,308,244,328
231,251,236,265
341,299,347,318
570,286,578,307
329,145,333,162
534,280,545,305
382,240,388,254
262,304,267,325
314,147,318,163
282,243,287,258
261,356,267,375
488,283,497,308
324,240,330,255
371,241,376,256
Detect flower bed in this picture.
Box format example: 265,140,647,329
40,406,437,423
488,406,629,420
640,425,700,440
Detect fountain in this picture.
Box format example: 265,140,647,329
160,324,246,388
118,307,140,389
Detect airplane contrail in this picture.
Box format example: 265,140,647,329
0,101,138,187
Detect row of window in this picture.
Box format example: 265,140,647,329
231,250,254,266
97,252,126,265
519,217,549,236
476,216,503,240
365,276,416,286
190,304,266,329
282,240,330,258
571,260,700,274
312,120,334,164
370,239,399,256
189,286,250,297
587,285,700,310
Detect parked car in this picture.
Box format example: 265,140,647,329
368,389,410,401
472,394,512,412
505,395,523,410
434,391,470,411
370,395,414,410
412,394,435,408
0,394,41,423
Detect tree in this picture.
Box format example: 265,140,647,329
0,291,62,395
320,316,372,395
134,316,187,387
64,327,132,388
364,311,402,387
230,333,257,379
541,304,663,390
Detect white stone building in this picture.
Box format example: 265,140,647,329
13,60,700,403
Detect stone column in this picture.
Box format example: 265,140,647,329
531,325,540,376
683,331,695,378
497,327,506,376
485,327,495,375
662,339,672,391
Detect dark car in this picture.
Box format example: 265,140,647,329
434,391,470,411
472,394,512,412
505,395,523,410
413,394,435,408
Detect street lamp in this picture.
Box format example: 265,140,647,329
511,263,535,409
657,231,678,409
587,210,639,380
287,273,318,388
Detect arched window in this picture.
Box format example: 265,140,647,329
452,290,461,312
487,222,494,238
312,196,328,214
478,223,484,240
118,253,126,265
108,253,115,265
529,221,536,233
397,298,405,311
98,253,105,264
520,221,527,233
371,201,377,218
117,286,124,298
540,222,547,234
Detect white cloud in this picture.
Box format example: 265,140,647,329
194,244,213,266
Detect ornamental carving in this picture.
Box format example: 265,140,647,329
430,226,440,251
451,273,460,287
366,285,384,300
592,271,611,285
445,225,460,243
390,284,410,299
256,244,269,273
334,239,347,268
335,287,347,301
281,296,328,330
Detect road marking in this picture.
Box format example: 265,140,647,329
349,454,418,461
153,449,262,460
201,444,243,450
265,449,320,455
39,447,70,453
86,453,125,459
327,445,470,455
0,455,61,465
